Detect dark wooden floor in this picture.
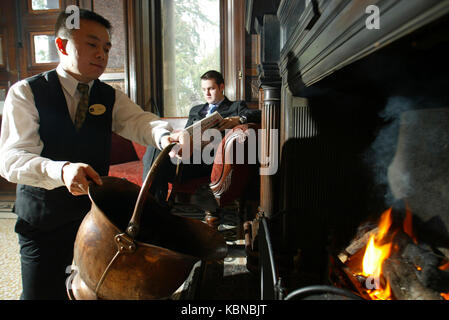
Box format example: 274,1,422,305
171,202,260,300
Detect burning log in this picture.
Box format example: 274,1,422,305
383,256,443,300
402,241,449,293
338,223,378,263
338,207,449,300
383,232,446,300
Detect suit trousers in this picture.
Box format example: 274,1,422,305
15,218,82,300
142,145,213,203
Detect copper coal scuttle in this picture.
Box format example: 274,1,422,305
66,144,227,300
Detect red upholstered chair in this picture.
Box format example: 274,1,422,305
108,133,146,186
168,123,261,227
108,117,188,186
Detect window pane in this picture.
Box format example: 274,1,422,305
162,0,220,117
0,88,6,115
31,0,60,11
33,34,59,64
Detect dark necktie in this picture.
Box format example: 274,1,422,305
74,83,89,131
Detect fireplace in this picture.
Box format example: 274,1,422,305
246,0,449,299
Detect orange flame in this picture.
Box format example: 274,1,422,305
361,208,392,300
369,281,392,301
437,258,449,299
362,235,391,278
439,261,449,271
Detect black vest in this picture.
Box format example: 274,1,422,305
15,70,115,233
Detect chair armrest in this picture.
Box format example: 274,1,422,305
210,123,260,205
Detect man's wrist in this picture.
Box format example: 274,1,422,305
158,132,171,149
239,115,247,124
61,161,71,185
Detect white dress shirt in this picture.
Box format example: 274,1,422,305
0,65,172,190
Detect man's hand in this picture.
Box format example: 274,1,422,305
167,130,193,160
62,162,103,196
160,135,172,149
216,116,240,131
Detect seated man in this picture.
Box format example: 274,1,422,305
142,70,261,203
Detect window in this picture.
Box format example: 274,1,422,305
162,0,220,117
30,0,60,12
0,86,6,114
31,32,58,64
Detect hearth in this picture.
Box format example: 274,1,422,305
247,1,449,300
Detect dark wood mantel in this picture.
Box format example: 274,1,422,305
278,0,449,90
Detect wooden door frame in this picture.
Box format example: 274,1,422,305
221,0,246,102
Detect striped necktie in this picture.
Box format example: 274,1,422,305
74,83,89,131
207,104,218,117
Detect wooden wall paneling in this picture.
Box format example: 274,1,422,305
125,0,162,112
147,0,163,115
0,0,79,88
16,0,61,78
78,0,93,10
126,0,137,103
244,33,260,108
0,1,19,88
235,0,245,101
0,33,5,68
220,0,227,87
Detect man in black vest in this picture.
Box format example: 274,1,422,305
142,70,261,204
0,9,176,299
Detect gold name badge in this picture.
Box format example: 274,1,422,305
89,104,106,116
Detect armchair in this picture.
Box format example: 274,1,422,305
108,119,261,229
168,123,261,228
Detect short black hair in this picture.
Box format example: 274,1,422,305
55,8,112,38
200,70,224,86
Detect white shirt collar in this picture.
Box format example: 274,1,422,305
209,98,225,108
56,64,94,97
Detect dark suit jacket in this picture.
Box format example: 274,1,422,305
185,97,261,128
142,97,261,182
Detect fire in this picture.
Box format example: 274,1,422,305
439,261,449,271
360,208,393,300
440,261,449,300
362,236,391,277
368,281,392,301
354,207,449,300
